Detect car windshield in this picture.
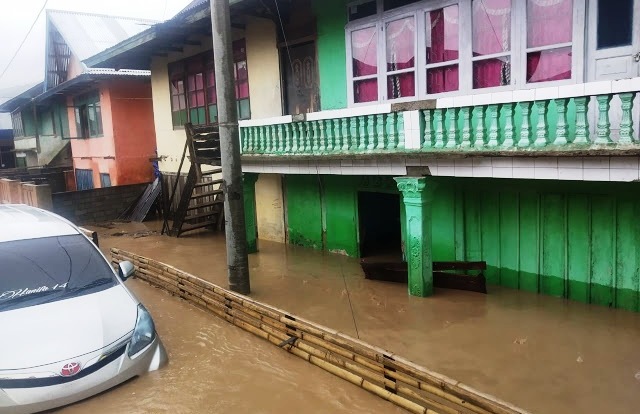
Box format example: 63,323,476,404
0,234,118,312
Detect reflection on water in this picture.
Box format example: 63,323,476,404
68,221,640,414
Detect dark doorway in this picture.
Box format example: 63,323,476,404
283,42,320,115
358,192,402,260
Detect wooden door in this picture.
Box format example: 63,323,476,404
283,42,320,115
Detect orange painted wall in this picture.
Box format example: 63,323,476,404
68,79,156,188
109,79,156,186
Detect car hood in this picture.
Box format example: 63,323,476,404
0,285,137,370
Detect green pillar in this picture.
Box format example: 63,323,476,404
394,177,434,297
243,173,259,254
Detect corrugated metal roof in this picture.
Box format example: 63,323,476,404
47,9,158,62
85,68,150,76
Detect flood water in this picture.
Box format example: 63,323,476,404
63,220,640,414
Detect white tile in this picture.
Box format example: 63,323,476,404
437,166,455,176
420,158,433,167
534,158,558,168
512,157,536,168
454,166,474,177
389,165,408,175
377,163,393,175
364,159,378,168
436,97,454,109
558,83,585,99
612,78,635,94
535,86,559,101
491,91,514,104
557,157,583,168
452,94,473,107
583,168,610,181
472,92,493,106
583,157,610,169
317,164,331,174
454,158,473,168
558,168,584,181
472,158,492,167
512,167,535,179
361,166,379,175
437,158,455,167
392,157,406,168
472,166,493,177
584,80,612,96
427,165,438,175
610,168,639,182
492,157,513,168
534,167,559,180
512,89,536,102
492,167,513,179
406,157,421,166
307,163,318,174
630,77,640,92
341,159,353,167
353,159,366,167
609,157,639,170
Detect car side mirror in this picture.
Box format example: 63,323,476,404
118,261,135,281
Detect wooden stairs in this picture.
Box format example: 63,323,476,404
162,123,225,237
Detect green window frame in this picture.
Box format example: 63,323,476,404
74,91,103,138
168,39,251,128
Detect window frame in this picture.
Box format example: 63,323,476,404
346,0,585,106
168,39,251,129
73,91,103,139
11,112,24,138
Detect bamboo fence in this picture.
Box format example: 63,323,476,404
111,248,533,414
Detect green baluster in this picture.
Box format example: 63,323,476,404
376,113,386,150
254,126,262,152
460,107,471,148
311,121,320,152
619,92,635,144
283,123,291,152
341,118,350,151
398,112,405,149
422,110,434,148
518,101,532,147
434,109,445,148
534,101,549,147
318,120,327,152
278,124,286,152
554,98,568,146
327,119,336,152
595,95,612,144
291,123,300,153
357,115,366,151
367,115,376,150
502,103,515,148
487,104,500,148
349,116,362,151
474,106,486,147
268,125,275,152
446,107,459,148
266,126,273,152
573,96,590,144
388,112,398,150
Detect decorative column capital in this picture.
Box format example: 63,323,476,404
394,176,435,203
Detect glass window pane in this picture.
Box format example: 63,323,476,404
473,57,511,88
473,0,511,56
354,79,378,103
189,92,198,108
206,70,215,87
238,99,251,120
237,81,250,99
427,65,459,94
207,86,217,104
597,0,633,49
387,72,415,99
426,5,459,64
195,73,204,89
172,96,179,110
527,0,573,48
179,94,186,110
349,1,377,21
196,91,205,107
236,61,248,80
384,0,421,11
208,105,218,123
386,17,415,71
352,26,378,77
177,80,185,94
95,105,102,135
187,75,196,92
527,47,572,83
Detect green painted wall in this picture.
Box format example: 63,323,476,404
313,0,347,110
284,174,640,312
430,177,640,312
21,110,37,137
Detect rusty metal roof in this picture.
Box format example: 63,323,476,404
47,9,158,62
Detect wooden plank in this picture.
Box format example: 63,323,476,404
518,192,540,293
590,196,615,307
540,194,566,297
499,192,519,289
566,194,590,304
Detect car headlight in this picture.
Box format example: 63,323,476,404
128,304,156,358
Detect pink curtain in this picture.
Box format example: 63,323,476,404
472,0,511,88
386,17,415,98
426,6,459,94
352,27,378,102
527,0,573,82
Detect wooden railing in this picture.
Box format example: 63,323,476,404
239,78,640,156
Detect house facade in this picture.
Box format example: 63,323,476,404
87,0,640,311
0,10,158,190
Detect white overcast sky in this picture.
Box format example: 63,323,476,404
0,0,193,96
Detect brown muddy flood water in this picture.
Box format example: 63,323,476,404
61,221,640,414
56,278,405,413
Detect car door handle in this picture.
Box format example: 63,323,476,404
634,51,640,62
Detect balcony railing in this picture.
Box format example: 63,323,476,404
239,78,640,157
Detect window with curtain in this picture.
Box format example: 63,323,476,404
168,39,250,128
346,0,581,104
74,91,102,138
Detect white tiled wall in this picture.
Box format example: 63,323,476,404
243,156,640,183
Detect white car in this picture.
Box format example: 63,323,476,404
0,205,167,413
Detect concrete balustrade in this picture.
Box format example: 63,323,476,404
0,178,53,210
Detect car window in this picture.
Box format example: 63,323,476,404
0,234,118,312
